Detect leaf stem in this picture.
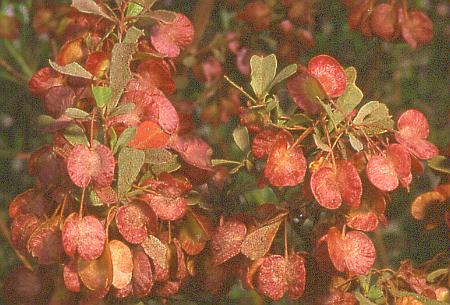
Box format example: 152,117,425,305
322,120,336,169
89,108,97,148
79,187,86,217
284,219,288,259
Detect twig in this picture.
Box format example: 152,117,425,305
292,126,314,148
2,40,33,79
224,75,257,104
375,227,390,268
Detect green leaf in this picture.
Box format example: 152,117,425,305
250,54,277,99
126,1,144,17
64,108,90,120
353,101,393,135
426,268,448,283
117,147,145,198
49,60,93,79
109,103,136,117
144,148,174,164
269,63,297,91
211,159,242,166
89,190,103,206
367,286,384,301
132,0,157,10
354,292,377,305
63,123,89,146
92,86,111,107
349,133,364,152
358,275,370,293
71,0,114,21
109,127,118,150
233,126,250,152
112,126,136,154
331,67,363,129
124,26,144,43
427,156,450,174
108,43,138,113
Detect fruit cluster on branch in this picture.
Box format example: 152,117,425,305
3,1,448,305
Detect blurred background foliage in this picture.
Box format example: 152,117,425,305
0,0,448,304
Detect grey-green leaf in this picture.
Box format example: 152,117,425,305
331,67,363,129
117,147,145,198
353,101,393,135
71,0,114,21
265,97,279,112
37,114,56,128
317,97,338,129
313,131,332,152
63,123,89,146
64,108,90,120
427,156,450,174
49,60,93,79
108,43,138,112
124,26,144,43
349,133,364,152
145,9,177,23
250,54,277,99
113,126,136,154
109,103,136,117
392,291,449,305
286,113,312,127
144,148,174,164
426,268,448,283
354,292,377,305
233,126,250,152
151,156,180,176
269,63,297,91
346,65,358,84
92,86,112,107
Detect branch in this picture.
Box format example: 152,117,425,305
0,211,34,271
0,57,28,83
191,0,215,50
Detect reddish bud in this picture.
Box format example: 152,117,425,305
237,1,272,32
